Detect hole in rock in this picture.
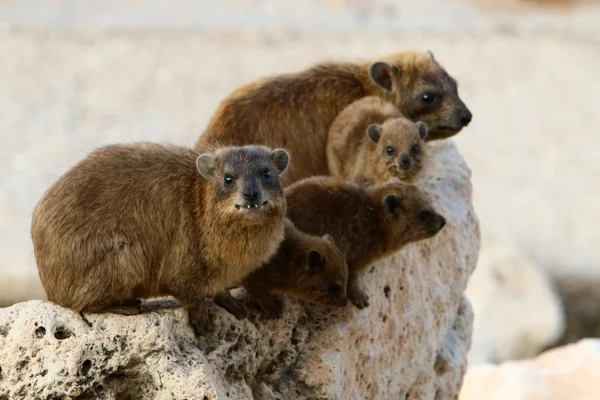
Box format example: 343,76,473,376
81,359,92,376
384,286,391,298
54,327,73,340
35,326,46,338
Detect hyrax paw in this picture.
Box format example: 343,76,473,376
214,292,248,320
188,308,214,336
349,290,370,309
261,297,284,319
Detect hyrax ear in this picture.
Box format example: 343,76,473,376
369,62,398,93
367,124,382,143
425,50,435,60
321,234,335,245
196,154,216,179
270,148,290,174
416,121,428,140
306,249,324,274
383,194,401,218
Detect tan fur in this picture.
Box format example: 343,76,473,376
196,50,471,186
31,143,289,334
327,96,428,185
284,176,446,309
215,219,348,318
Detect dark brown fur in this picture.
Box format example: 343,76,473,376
31,143,289,334
327,96,429,185
284,176,446,309
196,50,471,186
215,219,348,318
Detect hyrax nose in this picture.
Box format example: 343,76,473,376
244,189,259,202
399,154,412,169
460,107,473,126
438,215,446,229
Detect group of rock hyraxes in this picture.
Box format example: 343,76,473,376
31,50,472,335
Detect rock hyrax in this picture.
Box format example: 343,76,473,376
196,50,472,185
215,218,349,319
327,96,429,184
284,177,446,309
31,143,290,334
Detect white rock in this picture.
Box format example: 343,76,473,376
466,238,564,364
0,140,479,399
460,339,600,400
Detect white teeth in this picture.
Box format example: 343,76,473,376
241,203,261,210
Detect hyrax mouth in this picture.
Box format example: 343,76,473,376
235,200,269,211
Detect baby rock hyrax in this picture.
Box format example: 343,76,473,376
197,50,472,186
31,143,290,334
284,177,446,309
215,219,349,319
327,96,429,184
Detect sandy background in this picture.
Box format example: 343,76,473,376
0,0,599,306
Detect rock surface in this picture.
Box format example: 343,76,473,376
460,339,600,400
466,238,564,364
0,141,479,400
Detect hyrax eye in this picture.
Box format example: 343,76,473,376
327,282,342,293
411,144,420,155
386,146,396,156
263,169,272,180
224,174,234,185
421,93,436,104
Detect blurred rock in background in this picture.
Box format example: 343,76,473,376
466,237,564,364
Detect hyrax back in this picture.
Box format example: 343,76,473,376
216,219,348,319
284,176,446,309
327,96,429,185
196,50,472,186
31,143,289,334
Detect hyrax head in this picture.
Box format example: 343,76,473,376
294,233,348,308
371,180,446,249
367,50,472,140
366,118,428,183
196,145,289,220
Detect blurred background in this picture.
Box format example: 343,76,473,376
0,0,599,388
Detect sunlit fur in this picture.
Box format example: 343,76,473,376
327,96,428,185
31,143,288,333
284,176,446,309
196,50,470,186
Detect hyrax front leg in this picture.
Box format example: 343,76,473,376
257,295,283,319
187,299,214,336
347,271,370,309
245,286,283,319
214,290,248,319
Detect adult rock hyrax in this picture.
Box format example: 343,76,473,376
196,50,472,185
327,96,429,185
31,143,290,334
284,176,446,309
215,219,349,319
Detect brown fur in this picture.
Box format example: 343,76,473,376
215,219,348,318
284,176,446,309
196,50,471,186
327,96,429,185
31,143,289,334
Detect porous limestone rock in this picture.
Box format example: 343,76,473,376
466,238,565,364
460,339,600,400
0,140,479,400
